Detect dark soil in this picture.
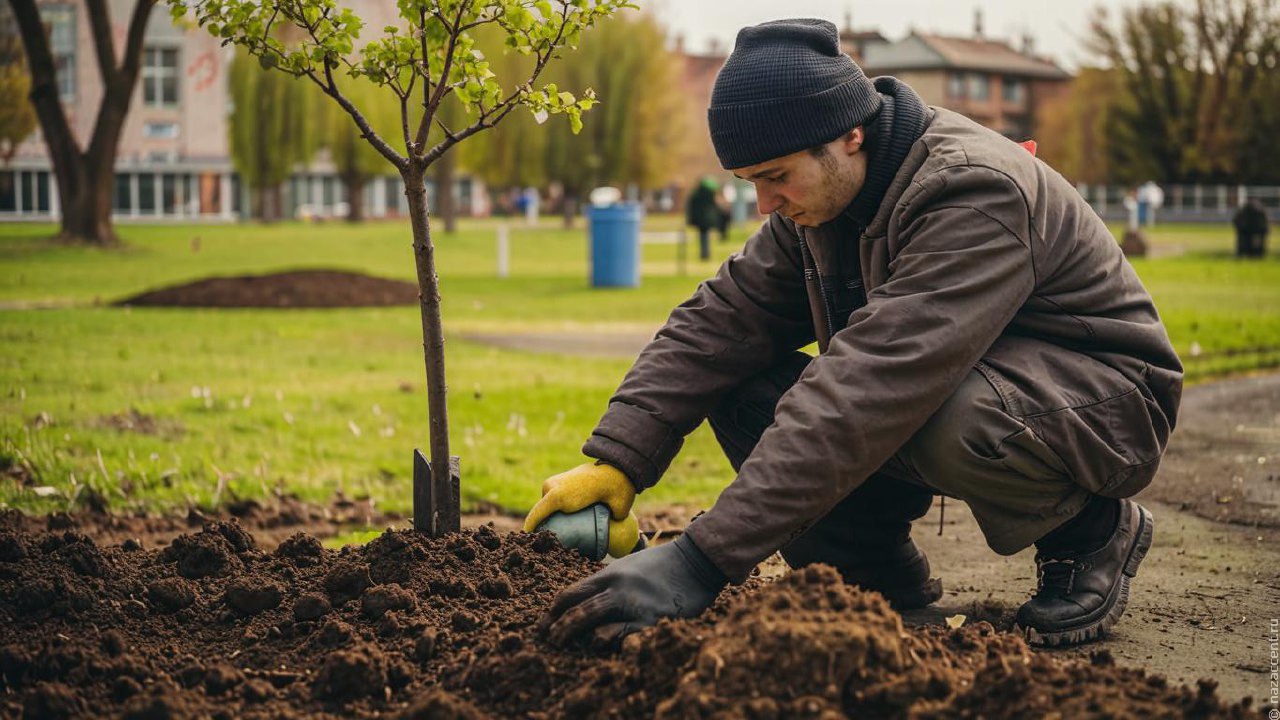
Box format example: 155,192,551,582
0,494,392,552
0,522,1256,719
115,270,419,308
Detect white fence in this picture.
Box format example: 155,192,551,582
1077,184,1280,223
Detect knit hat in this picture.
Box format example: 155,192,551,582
708,19,883,169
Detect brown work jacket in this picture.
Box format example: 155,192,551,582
582,108,1183,583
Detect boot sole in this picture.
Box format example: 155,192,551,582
1014,503,1154,648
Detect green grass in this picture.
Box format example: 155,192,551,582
0,218,1277,519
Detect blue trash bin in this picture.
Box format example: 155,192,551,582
587,202,643,288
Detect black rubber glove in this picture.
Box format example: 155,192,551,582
539,532,728,646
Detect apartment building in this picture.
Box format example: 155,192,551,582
858,14,1070,139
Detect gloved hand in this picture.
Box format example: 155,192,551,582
524,462,639,558
539,533,727,646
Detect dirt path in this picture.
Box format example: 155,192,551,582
903,373,1280,702
628,373,1280,703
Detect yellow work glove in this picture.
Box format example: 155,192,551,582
606,512,641,559
523,462,639,559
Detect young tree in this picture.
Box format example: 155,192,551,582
228,48,320,220
10,0,157,245
172,0,631,535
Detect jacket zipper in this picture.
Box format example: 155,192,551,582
797,231,836,346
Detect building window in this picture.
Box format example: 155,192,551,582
161,173,178,214
1002,77,1024,103
142,47,180,107
138,174,156,213
948,72,966,100
967,74,990,101
114,173,133,213
45,5,76,102
0,172,15,212
143,122,179,139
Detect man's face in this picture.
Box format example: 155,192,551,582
733,128,867,227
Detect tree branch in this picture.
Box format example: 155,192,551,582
414,0,470,151
420,100,518,166
420,1,571,167
9,0,80,166
119,0,158,85
307,63,408,170
87,0,156,163
85,0,118,84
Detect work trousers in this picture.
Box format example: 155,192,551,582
707,352,1094,568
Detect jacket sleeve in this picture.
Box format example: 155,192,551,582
685,165,1038,583
582,212,816,491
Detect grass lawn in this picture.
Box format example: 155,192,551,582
1,217,1277,519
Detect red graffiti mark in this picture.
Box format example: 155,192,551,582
187,51,218,92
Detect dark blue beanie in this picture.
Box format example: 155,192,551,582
708,19,883,169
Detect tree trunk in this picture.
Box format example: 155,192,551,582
435,150,457,234
260,185,282,223
562,192,578,229
403,164,456,537
11,0,155,247
56,154,118,245
345,173,365,223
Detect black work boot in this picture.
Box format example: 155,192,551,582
1014,498,1154,647
836,538,943,610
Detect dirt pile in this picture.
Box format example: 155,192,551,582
115,270,419,308
0,523,1255,719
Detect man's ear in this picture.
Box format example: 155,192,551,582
839,127,865,156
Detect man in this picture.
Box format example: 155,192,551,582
1233,198,1269,258
525,19,1181,648
686,176,723,260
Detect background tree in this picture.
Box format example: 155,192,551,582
1034,67,1126,185
228,48,319,221
1086,0,1280,184
173,0,630,535
1235,2,1280,184
317,75,398,222
10,0,156,246
541,12,689,227
458,27,547,212
0,34,37,165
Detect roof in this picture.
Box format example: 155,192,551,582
840,29,888,42
863,32,1070,80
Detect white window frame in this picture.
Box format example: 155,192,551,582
142,46,181,107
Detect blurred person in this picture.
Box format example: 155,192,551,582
686,176,722,260
1233,198,1269,259
528,19,1181,649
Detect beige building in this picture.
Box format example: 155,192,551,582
1,0,484,221
858,14,1070,140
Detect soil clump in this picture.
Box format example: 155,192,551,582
0,523,1255,718
115,270,419,309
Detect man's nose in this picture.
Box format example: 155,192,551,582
756,188,783,215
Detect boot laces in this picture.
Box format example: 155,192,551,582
1035,557,1079,596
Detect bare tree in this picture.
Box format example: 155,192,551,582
11,0,157,245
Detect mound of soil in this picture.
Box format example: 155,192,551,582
0,522,1255,719
116,270,419,308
